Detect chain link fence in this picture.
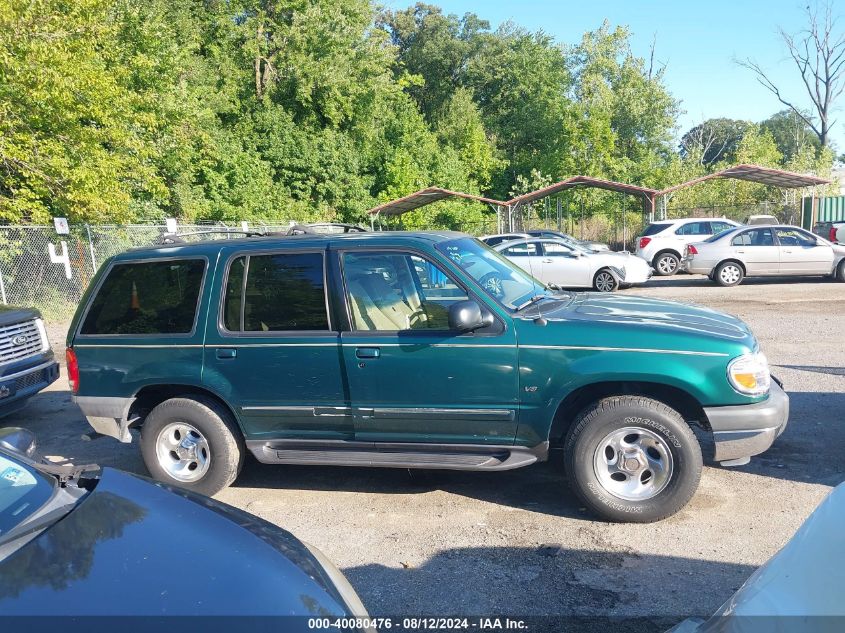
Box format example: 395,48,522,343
0,222,291,321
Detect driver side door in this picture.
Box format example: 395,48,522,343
539,241,593,287
338,248,519,445
775,227,834,274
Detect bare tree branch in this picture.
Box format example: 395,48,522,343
738,1,845,147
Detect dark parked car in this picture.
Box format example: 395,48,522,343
0,428,367,617
0,306,59,418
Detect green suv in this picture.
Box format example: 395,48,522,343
66,231,788,522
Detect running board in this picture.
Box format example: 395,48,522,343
245,440,548,471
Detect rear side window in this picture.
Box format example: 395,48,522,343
642,223,671,236
675,221,712,236
223,252,328,332
81,259,205,335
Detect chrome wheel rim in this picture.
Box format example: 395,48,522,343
482,275,504,298
155,422,211,482
595,272,616,292
719,265,741,285
593,427,674,501
657,255,677,274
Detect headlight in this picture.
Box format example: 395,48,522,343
727,352,770,396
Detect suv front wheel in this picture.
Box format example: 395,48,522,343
564,396,702,522
140,396,245,496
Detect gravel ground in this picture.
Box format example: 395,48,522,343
17,274,845,629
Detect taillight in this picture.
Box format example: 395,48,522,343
639,237,651,249
66,348,79,394
830,227,837,242
688,244,698,255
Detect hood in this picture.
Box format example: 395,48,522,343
526,292,755,345
0,468,351,616
0,305,39,328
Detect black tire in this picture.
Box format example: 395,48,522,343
478,272,505,298
714,261,744,287
563,396,702,523
593,269,619,292
653,251,680,276
835,260,845,283
140,396,245,496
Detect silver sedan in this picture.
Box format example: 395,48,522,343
681,224,845,286
493,238,651,292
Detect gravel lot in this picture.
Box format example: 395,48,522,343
16,274,845,629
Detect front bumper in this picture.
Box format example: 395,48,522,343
704,379,789,464
0,359,60,418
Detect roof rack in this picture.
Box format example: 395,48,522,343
156,223,370,244
157,229,274,245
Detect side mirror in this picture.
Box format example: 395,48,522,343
448,300,491,333
0,427,37,458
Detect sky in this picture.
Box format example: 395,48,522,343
385,0,844,152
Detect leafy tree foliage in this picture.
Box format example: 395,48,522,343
0,0,836,230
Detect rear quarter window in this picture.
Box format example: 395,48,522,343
642,223,671,236
81,259,206,335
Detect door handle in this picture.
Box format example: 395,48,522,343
215,348,237,359
736,250,745,254
542,258,553,263
355,347,380,359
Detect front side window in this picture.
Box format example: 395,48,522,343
223,252,328,332
733,229,774,247
343,252,469,332
775,228,817,247
541,242,575,255
501,242,539,256
81,259,205,335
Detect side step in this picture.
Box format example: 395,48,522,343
246,440,547,471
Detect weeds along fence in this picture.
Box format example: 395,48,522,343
0,222,291,321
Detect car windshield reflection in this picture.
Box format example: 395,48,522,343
438,238,565,310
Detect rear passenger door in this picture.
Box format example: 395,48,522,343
203,248,349,441
731,228,779,275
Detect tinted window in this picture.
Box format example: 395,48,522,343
642,223,671,236
675,221,712,236
343,252,468,331
502,242,539,256
732,228,774,246
82,259,205,335
222,257,245,331
227,253,328,332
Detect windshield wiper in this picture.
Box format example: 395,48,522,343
514,293,552,311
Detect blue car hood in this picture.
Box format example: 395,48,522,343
0,468,348,615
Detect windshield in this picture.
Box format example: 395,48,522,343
437,238,553,310
0,451,54,537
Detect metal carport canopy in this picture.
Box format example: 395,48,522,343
657,164,830,195
505,175,658,207
367,187,506,216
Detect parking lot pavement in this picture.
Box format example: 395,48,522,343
17,276,845,628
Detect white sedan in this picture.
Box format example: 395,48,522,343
493,238,652,292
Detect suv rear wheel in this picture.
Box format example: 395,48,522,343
140,396,245,496
835,260,845,282
564,396,702,522
653,251,680,276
